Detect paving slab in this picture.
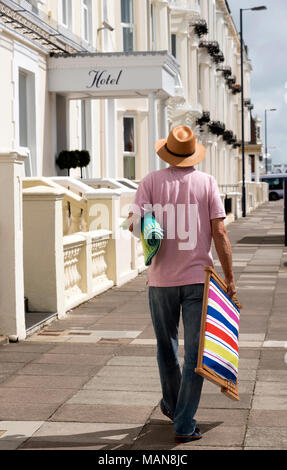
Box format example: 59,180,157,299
46,343,120,355
199,393,252,409
67,389,161,406
0,421,44,450
244,426,287,448
0,387,75,405
106,356,158,367
257,370,287,382
19,363,102,377
203,380,254,395
0,363,26,375
1,375,89,390
0,343,54,353
50,404,154,424
20,422,143,448
95,365,160,379
132,423,245,450
252,395,287,411
248,410,287,427
254,382,287,396
83,375,161,392
0,404,58,421
33,353,112,366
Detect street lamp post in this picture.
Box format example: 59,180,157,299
264,108,277,174
240,6,266,217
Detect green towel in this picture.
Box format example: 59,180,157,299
121,212,164,266
141,212,164,266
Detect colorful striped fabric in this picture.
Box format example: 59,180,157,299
202,277,240,385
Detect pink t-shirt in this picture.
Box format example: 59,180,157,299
131,166,226,287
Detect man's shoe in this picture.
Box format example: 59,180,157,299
160,399,174,422
175,428,202,443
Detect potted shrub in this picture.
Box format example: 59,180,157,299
77,150,91,179
56,150,74,176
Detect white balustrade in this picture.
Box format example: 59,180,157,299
63,234,86,309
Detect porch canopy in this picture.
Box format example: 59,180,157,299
48,51,181,174
48,50,180,100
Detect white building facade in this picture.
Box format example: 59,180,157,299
0,0,269,340
0,0,264,187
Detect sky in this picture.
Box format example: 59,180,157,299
227,0,287,165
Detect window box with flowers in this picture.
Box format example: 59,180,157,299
199,40,220,57
213,52,225,64
196,111,210,127
208,121,226,136
226,76,236,88
223,130,234,143
233,142,241,149
232,84,242,95
217,66,232,78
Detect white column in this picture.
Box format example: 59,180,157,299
148,93,159,172
103,99,118,178
159,98,169,169
0,151,27,340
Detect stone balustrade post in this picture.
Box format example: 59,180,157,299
23,186,66,319
0,151,27,341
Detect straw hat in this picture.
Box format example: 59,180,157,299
155,126,206,167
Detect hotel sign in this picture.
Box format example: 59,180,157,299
48,52,179,98
87,70,123,89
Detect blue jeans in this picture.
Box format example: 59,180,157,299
148,283,204,436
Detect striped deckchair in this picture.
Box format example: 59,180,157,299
195,266,242,401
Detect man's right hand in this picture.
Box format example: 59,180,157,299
225,277,236,299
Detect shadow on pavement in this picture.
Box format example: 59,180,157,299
237,235,284,245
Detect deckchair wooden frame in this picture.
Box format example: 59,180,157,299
195,266,242,401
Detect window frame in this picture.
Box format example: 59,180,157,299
82,0,93,44
123,115,137,157
59,0,72,29
123,114,137,180
121,0,136,52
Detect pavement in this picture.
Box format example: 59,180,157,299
0,199,286,450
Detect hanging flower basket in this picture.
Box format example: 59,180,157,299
213,52,225,64
223,130,234,143
232,84,242,94
226,76,236,88
196,111,210,127
199,40,220,57
233,142,241,149
208,121,226,136
193,19,208,37
217,66,232,78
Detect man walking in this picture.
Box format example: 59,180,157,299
128,126,236,443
